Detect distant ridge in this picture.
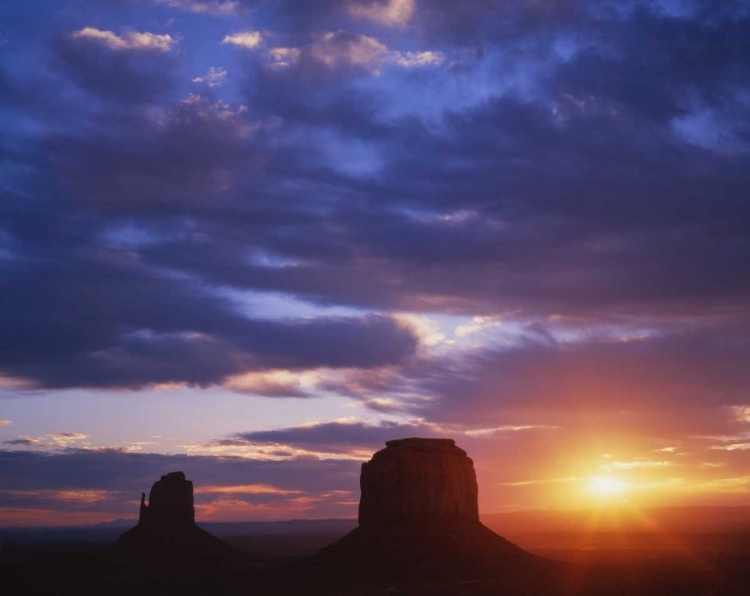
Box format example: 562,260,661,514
4,506,750,535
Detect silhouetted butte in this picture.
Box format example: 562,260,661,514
113,471,249,586
296,438,553,591
138,471,195,530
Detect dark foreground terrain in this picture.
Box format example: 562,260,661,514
3,524,750,595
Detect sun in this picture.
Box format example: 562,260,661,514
588,475,627,497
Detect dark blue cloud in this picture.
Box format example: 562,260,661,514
232,420,440,453
0,448,357,492
0,241,417,388
1,0,749,404
54,30,179,104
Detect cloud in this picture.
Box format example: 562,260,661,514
222,31,263,49
385,322,750,423
156,0,240,15
261,31,389,73
48,433,90,447
231,420,435,455
609,460,675,470
69,28,177,52
101,78,748,319
192,67,228,87
215,419,555,459
3,433,90,449
0,75,418,390
19,2,743,329
264,31,443,73
177,93,249,123
57,30,179,104
194,484,301,495
0,272,418,387
0,489,112,503
711,443,750,452
348,0,415,26
392,50,444,68
501,477,576,487
0,420,11,427
454,316,504,338
731,407,750,423
2,140,423,392
3,438,43,447
300,31,389,72
225,369,318,397
2,0,750,450
266,46,302,68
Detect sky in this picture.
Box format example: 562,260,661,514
1,0,750,527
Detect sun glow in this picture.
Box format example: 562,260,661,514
588,475,627,497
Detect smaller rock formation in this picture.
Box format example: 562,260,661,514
138,471,195,531
114,471,248,584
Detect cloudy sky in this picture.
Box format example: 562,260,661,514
1,0,750,526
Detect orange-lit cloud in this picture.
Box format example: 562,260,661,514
225,369,317,397
0,489,112,503
502,477,577,487
0,375,33,390
195,484,302,496
731,407,750,423
711,443,750,451
193,487,359,522
609,460,675,470
3,432,90,449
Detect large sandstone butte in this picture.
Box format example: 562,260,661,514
299,438,552,591
359,438,479,533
